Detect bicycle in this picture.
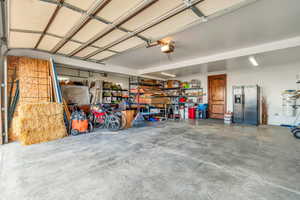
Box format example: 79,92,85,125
90,104,126,131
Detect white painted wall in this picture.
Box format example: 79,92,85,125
56,66,129,89
177,62,300,125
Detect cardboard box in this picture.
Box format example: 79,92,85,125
167,80,180,88
135,97,170,104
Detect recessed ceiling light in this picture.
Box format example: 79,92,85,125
161,72,176,78
249,56,259,66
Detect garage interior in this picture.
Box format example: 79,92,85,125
0,0,300,199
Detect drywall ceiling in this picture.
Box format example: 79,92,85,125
107,0,300,70
7,0,251,63
148,45,300,78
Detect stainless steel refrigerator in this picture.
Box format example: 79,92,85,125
233,85,260,125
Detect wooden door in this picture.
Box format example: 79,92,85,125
208,74,227,119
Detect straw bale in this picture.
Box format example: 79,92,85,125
8,116,20,142
19,102,63,117
17,103,67,145
7,56,52,142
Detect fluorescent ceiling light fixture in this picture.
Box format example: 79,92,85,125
161,72,176,78
248,56,259,66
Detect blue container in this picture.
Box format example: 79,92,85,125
198,104,208,119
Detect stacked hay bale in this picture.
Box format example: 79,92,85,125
8,56,66,144
17,103,67,145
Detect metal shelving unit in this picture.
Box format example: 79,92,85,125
129,77,167,120
102,82,129,105
163,87,204,120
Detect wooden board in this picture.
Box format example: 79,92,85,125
63,99,71,121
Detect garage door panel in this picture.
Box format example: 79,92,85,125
65,0,96,11
37,35,61,51
75,46,99,58
93,30,127,48
58,41,82,55
97,0,142,22
141,10,199,40
110,37,144,52
72,19,108,43
122,0,183,31
9,32,41,48
196,0,245,16
47,7,83,37
10,0,56,31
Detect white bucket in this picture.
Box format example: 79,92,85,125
185,107,189,119
180,108,185,119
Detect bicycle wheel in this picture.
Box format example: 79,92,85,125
94,114,106,129
106,114,121,131
114,111,127,130
293,129,300,139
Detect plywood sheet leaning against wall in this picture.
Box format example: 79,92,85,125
7,56,53,142
18,103,67,145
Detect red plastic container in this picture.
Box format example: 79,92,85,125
188,107,196,119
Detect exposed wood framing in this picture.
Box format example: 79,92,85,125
85,0,205,60
69,0,158,57
34,0,65,49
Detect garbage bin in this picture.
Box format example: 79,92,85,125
198,104,208,119
188,107,196,119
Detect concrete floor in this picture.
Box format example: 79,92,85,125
0,120,300,200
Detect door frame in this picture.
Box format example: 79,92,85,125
208,74,227,119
